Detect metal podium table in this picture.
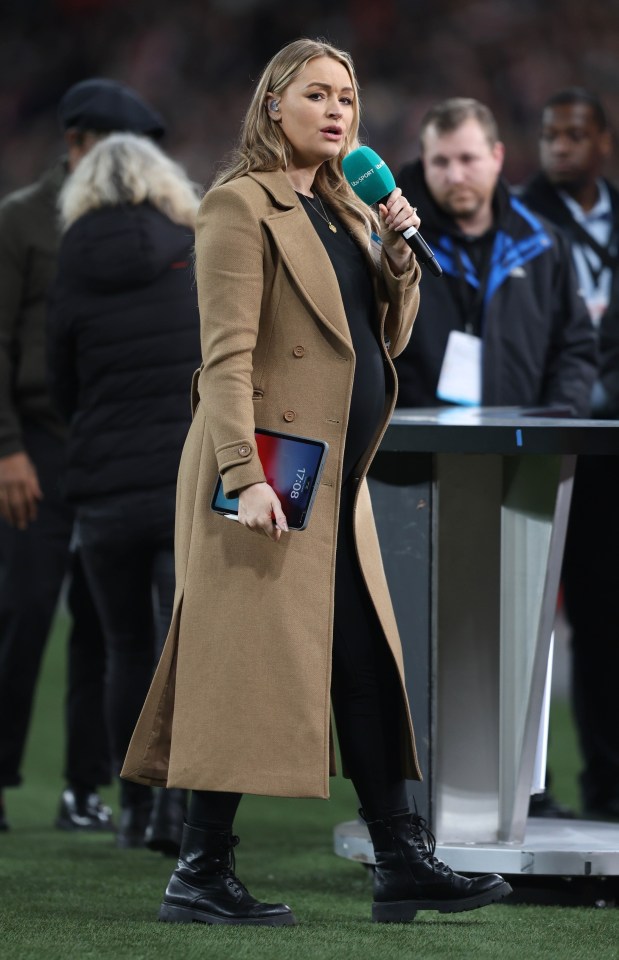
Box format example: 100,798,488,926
334,408,619,892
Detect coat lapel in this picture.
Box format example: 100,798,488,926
249,171,353,350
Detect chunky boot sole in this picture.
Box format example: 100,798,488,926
372,880,513,923
159,901,297,926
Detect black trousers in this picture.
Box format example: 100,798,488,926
562,455,619,810
78,488,176,806
0,424,110,790
189,479,409,829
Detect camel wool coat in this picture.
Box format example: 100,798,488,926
121,169,423,798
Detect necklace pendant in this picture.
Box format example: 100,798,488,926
328,223,337,233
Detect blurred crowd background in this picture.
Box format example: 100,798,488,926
1,0,619,200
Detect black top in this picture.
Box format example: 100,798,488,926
298,193,385,482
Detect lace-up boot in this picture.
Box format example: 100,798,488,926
366,811,512,922
159,823,296,926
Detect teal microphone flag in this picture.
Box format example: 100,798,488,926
342,147,395,205
342,146,443,277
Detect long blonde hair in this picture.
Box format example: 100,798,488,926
59,133,201,231
212,38,379,241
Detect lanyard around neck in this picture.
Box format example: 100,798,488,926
453,234,495,337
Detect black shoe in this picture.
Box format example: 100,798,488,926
55,788,115,832
116,799,153,849
145,788,187,857
159,823,296,926
0,792,9,832
366,810,512,923
529,790,575,819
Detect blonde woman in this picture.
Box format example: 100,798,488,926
122,39,511,925
47,133,201,851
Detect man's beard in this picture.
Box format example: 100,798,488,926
443,194,483,221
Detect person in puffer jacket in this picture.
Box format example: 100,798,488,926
47,132,201,853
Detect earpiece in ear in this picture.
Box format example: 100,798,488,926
269,99,280,112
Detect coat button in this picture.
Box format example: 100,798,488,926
283,410,296,423
293,345,305,358
238,444,251,457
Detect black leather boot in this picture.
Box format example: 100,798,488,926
366,811,512,922
159,823,297,926
145,788,187,857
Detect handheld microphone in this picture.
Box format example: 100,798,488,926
342,146,442,278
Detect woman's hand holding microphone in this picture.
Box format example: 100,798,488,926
379,188,420,276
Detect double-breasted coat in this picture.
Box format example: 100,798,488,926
121,169,423,798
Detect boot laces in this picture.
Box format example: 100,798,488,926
409,814,453,876
220,834,248,897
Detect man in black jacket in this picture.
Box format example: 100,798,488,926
395,98,596,415
0,79,165,832
522,89,619,820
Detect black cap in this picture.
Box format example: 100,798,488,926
58,78,166,139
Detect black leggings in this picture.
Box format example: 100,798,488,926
189,481,408,830
329,481,408,819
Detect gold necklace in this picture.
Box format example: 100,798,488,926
305,193,337,233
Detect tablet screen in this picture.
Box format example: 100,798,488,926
211,429,328,530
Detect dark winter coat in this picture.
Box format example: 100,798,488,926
47,201,200,501
394,160,597,414
0,161,68,456
522,173,619,417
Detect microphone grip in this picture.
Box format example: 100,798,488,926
402,225,443,277
376,193,443,278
